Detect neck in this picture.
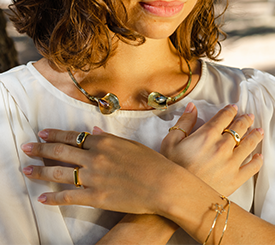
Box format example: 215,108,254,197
105,38,179,79
34,37,201,111
76,37,181,85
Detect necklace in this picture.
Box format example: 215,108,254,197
67,59,192,115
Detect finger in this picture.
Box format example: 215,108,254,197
92,126,104,135
37,189,92,206
238,153,263,184
21,142,88,166
234,128,264,161
165,102,198,145
204,104,238,133
23,165,76,184
222,114,254,147
38,129,92,149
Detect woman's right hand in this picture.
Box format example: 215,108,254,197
161,103,264,196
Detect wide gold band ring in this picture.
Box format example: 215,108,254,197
169,125,188,137
76,132,91,148
223,129,241,146
73,167,81,188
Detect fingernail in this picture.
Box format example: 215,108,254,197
38,130,49,140
23,166,33,175
257,128,264,135
93,126,104,135
231,104,238,111
21,143,34,153
259,154,264,160
37,194,47,203
248,113,255,121
185,102,195,113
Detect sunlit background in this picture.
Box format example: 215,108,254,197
1,0,275,75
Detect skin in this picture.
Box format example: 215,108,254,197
122,0,198,39
18,0,275,244
28,1,201,242
33,0,201,111
22,104,270,244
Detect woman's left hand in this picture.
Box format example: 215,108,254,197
161,104,263,196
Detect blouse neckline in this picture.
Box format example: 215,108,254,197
27,60,207,118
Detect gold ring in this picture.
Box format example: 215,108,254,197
73,167,81,188
169,125,188,137
76,132,91,148
223,129,241,146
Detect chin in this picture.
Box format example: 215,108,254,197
132,21,180,39
141,28,177,39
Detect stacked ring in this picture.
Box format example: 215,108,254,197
76,132,91,148
223,129,241,146
169,125,188,137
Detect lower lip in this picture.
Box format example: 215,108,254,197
140,1,184,17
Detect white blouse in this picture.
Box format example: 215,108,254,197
0,60,275,244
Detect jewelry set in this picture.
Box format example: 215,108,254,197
166,126,238,244
72,126,239,244
69,58,239,244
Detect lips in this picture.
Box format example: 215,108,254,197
140,1,185,17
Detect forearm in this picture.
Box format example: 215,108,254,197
96,214,178,245
157,164,275,244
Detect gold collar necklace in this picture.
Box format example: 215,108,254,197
67,59,192,115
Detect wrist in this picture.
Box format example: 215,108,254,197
152,162,196,221
155,164,231,244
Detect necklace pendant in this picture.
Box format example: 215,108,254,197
97,93,121,115
148,92,170,111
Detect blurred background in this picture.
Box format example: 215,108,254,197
0,0,275,75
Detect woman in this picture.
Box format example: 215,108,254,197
0,0,274,244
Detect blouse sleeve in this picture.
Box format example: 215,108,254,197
0,81,73,244
0,81,41,244
241,69,275,223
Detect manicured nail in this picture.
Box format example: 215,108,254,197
231,104,238,111
185,102,195,113
257,128,264,135
38,130,49,140
93,126,104,135
21,143,34,153
37,195,47,203
248,113,254,121
23,166,33,175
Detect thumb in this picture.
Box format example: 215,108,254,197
92,126,104,135
162,102,197,147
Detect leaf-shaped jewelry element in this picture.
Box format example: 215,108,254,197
147,92,172,111
67,69,121,115
147,59,192,111
96,93,121,115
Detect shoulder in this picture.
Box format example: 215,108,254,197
200,61,275,122
0,64,29,102
205,61,275,88
0,63,38,103
204,61,251,84
204,61,275,99
241,67,275,94
0,63,35,89
0,63,41,118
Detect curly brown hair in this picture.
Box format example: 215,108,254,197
9,0,227,71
